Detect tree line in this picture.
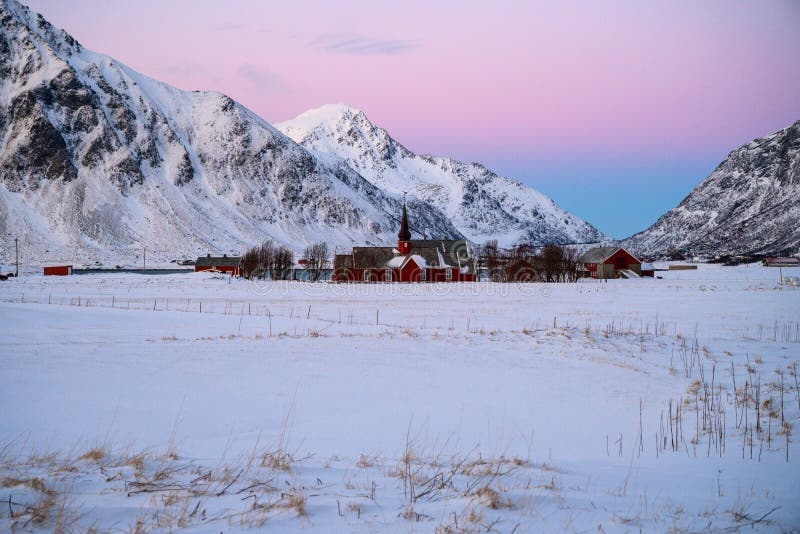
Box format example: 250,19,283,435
479,240,580,282
240,241,330,281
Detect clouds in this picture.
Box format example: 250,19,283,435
237,63,291,94
311,33,417,55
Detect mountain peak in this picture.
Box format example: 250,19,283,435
624,119,800,257
277,105,606,247
1,0,82,55
289,102,368,127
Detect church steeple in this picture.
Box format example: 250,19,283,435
398,193,411,253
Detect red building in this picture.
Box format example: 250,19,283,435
43,265,73,276
195,254,241,276
333,200,477,283
578,247,642,279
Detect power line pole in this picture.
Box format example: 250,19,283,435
15,237,19,277
143,245,146,270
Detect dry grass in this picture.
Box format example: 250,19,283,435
6,481,82,532
280,491,307,516
123,451,147,479
260,449,294,472
355,453,378,469
259,395,300,472
471,485,501,509
77,446,107,463
435,507,484,534
345,500,362,516
1,476,47,492
126,515,149,534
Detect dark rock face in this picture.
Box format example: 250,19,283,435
625,121,800,258
1,90,77,190
175,153,194,185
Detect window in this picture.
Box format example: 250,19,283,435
385,269,392,281
420,269,426,281
364,270,370,282
445,269,452,280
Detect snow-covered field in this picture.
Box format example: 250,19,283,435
1,264,798,532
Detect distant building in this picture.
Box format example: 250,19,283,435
578,247,641,279
762,257,800,267
43,265,73,276
333,200,477,283
195,254,241,276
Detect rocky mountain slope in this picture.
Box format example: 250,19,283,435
625,120,800,258
277,104,605,248
0,0,463,266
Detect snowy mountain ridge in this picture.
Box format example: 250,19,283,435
0,0,462,266
0,1,605,267
624,120,800,258
277,104,605,247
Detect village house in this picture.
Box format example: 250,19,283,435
194,254,241,276
333,200,477,283
578,246,642,279
762,257,800,267
43,265,73,276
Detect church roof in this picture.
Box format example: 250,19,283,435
334,240,474,273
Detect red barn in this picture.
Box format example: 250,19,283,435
43,265,73,276
194,254,241,276
578,247,641,279
333,200,477,283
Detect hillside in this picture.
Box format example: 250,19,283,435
277,104,605,248
625,120,800,258
0,0,461,266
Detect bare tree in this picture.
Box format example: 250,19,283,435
240,240,294,280
241,241,274,279
272,246,294,280
480,240,505,280
508,242,535,261
302,242,329,281
561,246,579,282
540,244,561,282
537,244,579,282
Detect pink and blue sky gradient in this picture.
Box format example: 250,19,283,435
26,0,800,238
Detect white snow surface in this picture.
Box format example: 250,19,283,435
276,104,606,248
1,263,799,531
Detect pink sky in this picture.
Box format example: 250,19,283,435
24,0,800,236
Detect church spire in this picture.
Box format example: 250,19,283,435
398,193,411,253
398,194,411,241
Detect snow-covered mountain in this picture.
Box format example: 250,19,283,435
625,120,800,258
277,104,605,247
0,0,463,266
